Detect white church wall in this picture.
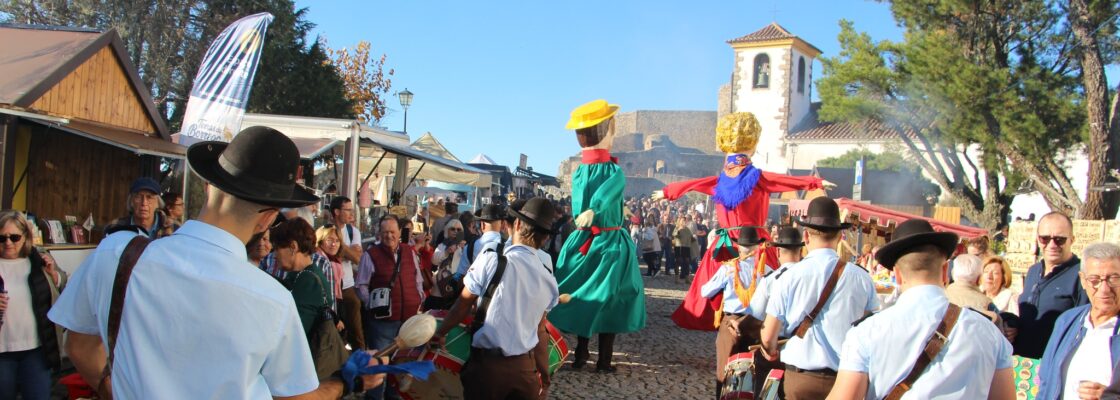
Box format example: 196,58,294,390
733,47,789,172
787,48,814,130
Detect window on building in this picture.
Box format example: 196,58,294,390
797,57,806,94
753,53,770,89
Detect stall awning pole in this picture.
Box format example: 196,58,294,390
360,151,388,188
405,163,426,191
346,121,360,208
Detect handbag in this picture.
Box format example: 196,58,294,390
368,247,403,319
305,272,350,380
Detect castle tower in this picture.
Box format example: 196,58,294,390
727,22,821,172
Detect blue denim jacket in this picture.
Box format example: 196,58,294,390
1016,256,1088,358
1038,305,1120,399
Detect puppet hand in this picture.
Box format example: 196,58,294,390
575,210,595,227
622,206,635,220
651,190,666,201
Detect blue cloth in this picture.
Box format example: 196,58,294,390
48,221,319,398
765,248,879,370
0,347,51,400
713,164,761,209
457,231,502,277
839,285,1013,399
363,319,403,400
700,258,756,315
1038,304,1120,399
342,351,435,392
1016,256,1088,358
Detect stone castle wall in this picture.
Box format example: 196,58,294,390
614,110,719,154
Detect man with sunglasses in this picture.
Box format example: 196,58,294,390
1038,242,1120,399
1016,212,1089,359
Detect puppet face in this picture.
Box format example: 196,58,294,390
576,117,616,150
715,112,761,155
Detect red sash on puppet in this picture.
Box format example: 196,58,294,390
663,156,821,331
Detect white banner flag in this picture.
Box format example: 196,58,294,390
179,12,273,144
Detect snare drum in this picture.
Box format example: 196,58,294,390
392,311,570,399
720,351,757,400
393,310,473,400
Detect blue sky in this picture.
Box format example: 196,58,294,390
295,0,1117,176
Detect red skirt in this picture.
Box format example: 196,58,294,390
671,245,779,331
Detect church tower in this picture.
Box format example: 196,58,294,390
727,23,821,173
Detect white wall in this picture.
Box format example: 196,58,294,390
733,47,789,172
788,48,814,130
789,142,886,171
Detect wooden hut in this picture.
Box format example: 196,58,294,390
0,24,183,245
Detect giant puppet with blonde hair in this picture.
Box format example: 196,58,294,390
549,99,646,373
653,112,825,331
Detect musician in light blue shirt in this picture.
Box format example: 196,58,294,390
700,226,768,398
748,226,805,321
456,205,506,277
828,219,1015,400
760,197,878,400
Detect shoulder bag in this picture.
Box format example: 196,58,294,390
470,243,507,334
304,271,350,380
368,247,403,319
98,235,153,400
793,257,846,338
884,304,962,400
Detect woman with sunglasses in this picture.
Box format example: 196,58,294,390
0,211,64,400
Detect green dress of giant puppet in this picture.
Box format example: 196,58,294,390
549,99,646,373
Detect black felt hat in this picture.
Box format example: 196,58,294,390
771,226,805,249
875,219,960,270
475,204,506,222
508,198,558,233
795,197,852,231
187,126,319,208
737,226,767,246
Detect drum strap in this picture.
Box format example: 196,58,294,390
471,242,506,334
884,304,961,400
99,235,153,399
793,258,845,338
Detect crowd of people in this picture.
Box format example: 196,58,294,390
0,120,1114,400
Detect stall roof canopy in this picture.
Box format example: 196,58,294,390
360,135,492,187
411,132,461,162
0,24,170,138
789,197,987,239
17,112,185,159
290,137,340,160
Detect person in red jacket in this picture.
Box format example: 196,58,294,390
654,112,825,331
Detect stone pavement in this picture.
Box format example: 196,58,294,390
549,270,718,399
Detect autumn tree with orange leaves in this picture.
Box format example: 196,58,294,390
329,41,395,124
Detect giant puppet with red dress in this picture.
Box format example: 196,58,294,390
653,112,823,331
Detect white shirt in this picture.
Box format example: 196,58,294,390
48,221,318,399
0,257,39,352
766,248,879,370
464,244,559,356
340,224,362,289
1064,315,1117,400
839,285,1013,399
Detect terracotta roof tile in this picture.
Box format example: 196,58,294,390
728,22,797,44
788,103,908,142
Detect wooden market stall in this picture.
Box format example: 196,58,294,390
0,24,183,271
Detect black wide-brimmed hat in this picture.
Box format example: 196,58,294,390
187,126,319,208
475,204,506,222
737,226,767,246
795,197,852,231
508,198,558,233
771,226,805,249
875,219,960,270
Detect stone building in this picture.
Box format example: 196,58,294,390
557,110,725,198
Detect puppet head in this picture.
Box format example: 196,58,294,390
715,112,761,155
567,99,619,150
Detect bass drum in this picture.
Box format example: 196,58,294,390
720,352,756,400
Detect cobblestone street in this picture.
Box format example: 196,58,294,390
550,269,717,399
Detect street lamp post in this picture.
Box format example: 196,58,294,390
398,88,413,134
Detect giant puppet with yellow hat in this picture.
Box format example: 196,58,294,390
548,99,647,373
652,112,825,331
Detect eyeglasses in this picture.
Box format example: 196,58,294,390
0,234,22,243
1082,273,1120,290
1038,235,1069,246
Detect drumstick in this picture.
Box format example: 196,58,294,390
373,313,438,358
747,339,788,353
